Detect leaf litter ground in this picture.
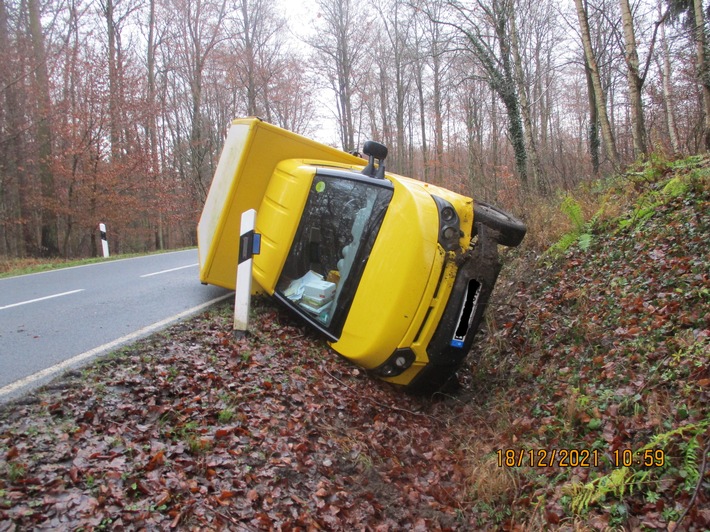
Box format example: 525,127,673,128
1,162,709,530
1,301,472,530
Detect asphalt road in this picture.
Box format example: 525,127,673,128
0,249,232,403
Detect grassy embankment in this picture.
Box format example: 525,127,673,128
0,248,193,279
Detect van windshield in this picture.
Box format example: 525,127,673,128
275,171,393,338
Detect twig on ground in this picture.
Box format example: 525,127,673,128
675,435,710,528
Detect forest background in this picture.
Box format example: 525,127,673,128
0,0,707,259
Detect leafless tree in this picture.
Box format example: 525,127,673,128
228,0,287,120
692,0,710,149
657,0,680,152
422,0,532,188
28,0,59,255
168,0,227,200
574,0,622,169
308,0,371,152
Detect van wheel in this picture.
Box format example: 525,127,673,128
473,202,526,247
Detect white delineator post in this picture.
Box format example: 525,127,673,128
99,223,110,257
234,209,260,338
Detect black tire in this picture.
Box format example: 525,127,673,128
473,201,527,247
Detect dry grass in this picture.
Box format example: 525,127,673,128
0,257,62,276
0,249,186,278
518,198,575,252
465,452,520,505
507,169,648,259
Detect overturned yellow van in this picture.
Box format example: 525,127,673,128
198,118,526,392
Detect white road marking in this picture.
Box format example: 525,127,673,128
140,263,198,278
0,292,233,399
0,289,85,311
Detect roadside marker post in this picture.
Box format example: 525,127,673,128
99,223,110,257
234,209,261,338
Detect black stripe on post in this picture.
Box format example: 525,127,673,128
238,230,261,264
238,230,255,264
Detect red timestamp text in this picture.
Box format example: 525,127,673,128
497,448,600,468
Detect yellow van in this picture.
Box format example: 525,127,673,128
198,118,525,392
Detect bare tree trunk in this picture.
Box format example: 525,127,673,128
414,57,428,182
28,0,58,256
432,47,444,183
693,0,710,151
376,54,391,149
177,0,227,201
510,9,545,193
419,4,449,183
311,0,367,153
0,0,29,255
658,1,680,153
620,0,648,157
146,0,163,249
103,0,121,159
378,2,412,174
584,55,601,176
574,0,621,169
239,0,258,115
394,59,407,176
490,90,499,194
190,60,208,200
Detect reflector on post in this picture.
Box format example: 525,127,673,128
234,209,259,338
99,223,109,258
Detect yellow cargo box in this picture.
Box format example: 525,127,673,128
197,118,365,290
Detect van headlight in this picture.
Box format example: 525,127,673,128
432,196,462,251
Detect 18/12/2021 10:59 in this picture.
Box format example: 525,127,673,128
496,448,667,468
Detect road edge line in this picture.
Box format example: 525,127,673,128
0,292,233,400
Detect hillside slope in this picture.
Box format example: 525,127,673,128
461,156,709,529
0,156,708,530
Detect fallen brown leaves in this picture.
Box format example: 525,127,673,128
1,303,476,530
461,170,710,529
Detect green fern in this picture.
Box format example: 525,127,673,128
578,233,593,251
548,233,579,255
566,467,632,513
662,176,688,198
561,196,585,233
668,154,705,170
618,192,659,231
565,421,709,515
680,436,701,491
547,196,594,256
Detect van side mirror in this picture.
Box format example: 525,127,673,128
361,141,388,179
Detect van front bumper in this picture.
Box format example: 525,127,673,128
406,223,503,392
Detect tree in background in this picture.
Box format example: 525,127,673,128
1,0,708,260
663,0,710,150
308,0,371,153
28,0,59,256
657,0,681,153
0,0,27,256
432,0,532,189
574,0,622,170
620,0,649,157
692,0,710,150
